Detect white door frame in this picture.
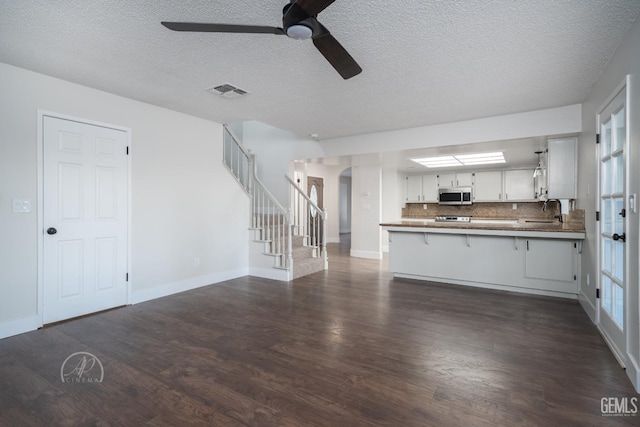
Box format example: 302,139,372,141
36,110,132,327
595,75,630,367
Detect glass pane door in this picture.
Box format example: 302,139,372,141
598,88,626,363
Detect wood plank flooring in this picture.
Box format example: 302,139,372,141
1,237,638,426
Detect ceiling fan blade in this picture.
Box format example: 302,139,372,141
312,30,362,79
161,22,285,35
295,0,336,16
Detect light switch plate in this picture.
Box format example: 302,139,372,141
12,199,31,213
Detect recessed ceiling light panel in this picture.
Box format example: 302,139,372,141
410,152,505,168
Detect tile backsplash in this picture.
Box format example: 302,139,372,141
402,201,584,224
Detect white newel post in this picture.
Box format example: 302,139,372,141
287,208,294,269
322,209,328,269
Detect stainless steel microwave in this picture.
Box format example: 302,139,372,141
438,187,473,205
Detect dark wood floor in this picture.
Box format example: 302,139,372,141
1,237,638,426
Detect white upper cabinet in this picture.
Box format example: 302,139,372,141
422,174,439,202
473,171,503,201
504,169,535,201
404,174,439,202
547,137,577,199
437,172,472,188
456,172,474,187
437,173,456,188
404,167,538,205
405,175,422,202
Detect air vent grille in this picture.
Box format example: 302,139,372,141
206,83,249,99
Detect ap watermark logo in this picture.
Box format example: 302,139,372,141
60,352,104,383
601,397,638,417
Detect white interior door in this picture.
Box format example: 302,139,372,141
598,87,627,364
43,116,128,324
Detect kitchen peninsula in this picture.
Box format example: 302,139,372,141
381,201,586,298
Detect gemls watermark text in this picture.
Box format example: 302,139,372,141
601,397,638,417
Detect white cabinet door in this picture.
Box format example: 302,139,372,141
456,172,474,187
525,239,575,283
405,175,422,202
421,174,438,202
547,138,577,199
473,171,503,201
438,173,456,188
504,169,535,201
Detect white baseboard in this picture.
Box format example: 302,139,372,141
131,268,248,304
326,237,340,243
350,249,383,260
578,291,597,323
627,355,640,393
0,314,41,340
249,267,291,282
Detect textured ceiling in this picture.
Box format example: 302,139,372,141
1,1,639,140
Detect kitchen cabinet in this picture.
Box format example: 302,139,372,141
405,175,422,202
473,171,503,201
438,173,456,188
421,174,438,202
525,239,575,282
504,169,535,201
404,174,438,202
438,172,473,188
547,137,577,199
386,228,581,296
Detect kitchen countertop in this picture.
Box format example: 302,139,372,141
380,218,586,239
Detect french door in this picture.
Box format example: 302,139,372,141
598,85,627,364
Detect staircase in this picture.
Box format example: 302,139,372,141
223,125,327,281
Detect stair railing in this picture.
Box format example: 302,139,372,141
222,125,252,194
252,177,292,269
223,125,293,270
286,175,328,269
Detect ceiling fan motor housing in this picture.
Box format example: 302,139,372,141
283,2,320,39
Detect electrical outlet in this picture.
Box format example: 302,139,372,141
423,204,427,209
512,203,517,210
194,257,200,267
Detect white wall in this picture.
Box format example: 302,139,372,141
0,63,249,338
350,154,382,259
241,121,325,207
577,18,640,390
381,168,402,252
320,104,582,157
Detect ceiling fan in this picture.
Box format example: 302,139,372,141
161,0,362,79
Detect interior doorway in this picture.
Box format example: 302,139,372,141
339,168,352,251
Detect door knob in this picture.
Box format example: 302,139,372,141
613,233,626,242
46,227,57,235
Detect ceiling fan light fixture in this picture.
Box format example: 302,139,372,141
286,24,313,39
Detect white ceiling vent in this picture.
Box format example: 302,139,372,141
206,83,249,99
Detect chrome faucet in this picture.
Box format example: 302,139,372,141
542,199,563,223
